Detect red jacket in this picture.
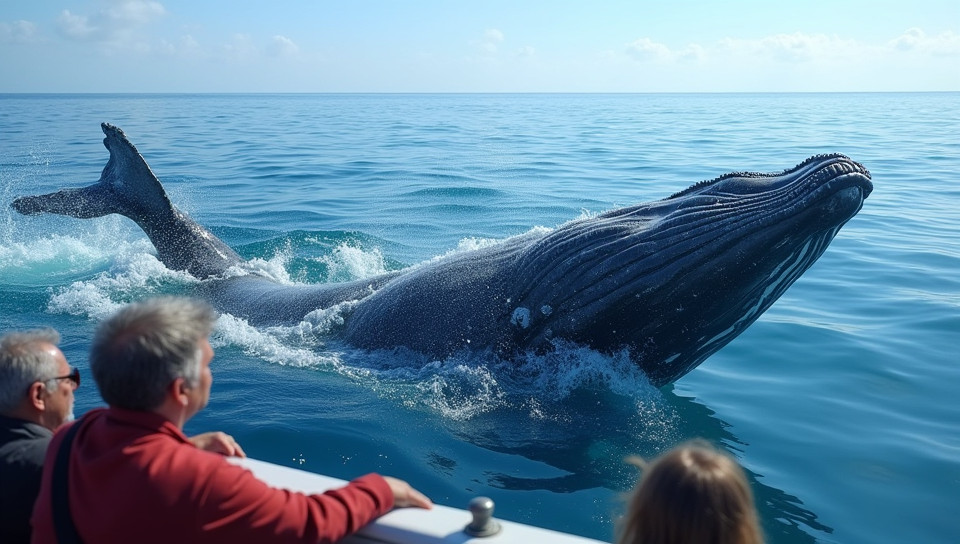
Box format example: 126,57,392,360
31,408,393,543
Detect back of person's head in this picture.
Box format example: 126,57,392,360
0,328,61,413
617,439,764,544
90,296,216,411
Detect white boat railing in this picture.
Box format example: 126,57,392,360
230,457,609,544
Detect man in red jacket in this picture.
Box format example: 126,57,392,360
31,296,431,544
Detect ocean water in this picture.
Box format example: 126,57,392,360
1,93,958,543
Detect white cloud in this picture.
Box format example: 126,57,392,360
222,33,259,62
478,28,504,54
47,2,309,68
626,30,936,67
676,43,704,63
105,0,166,25
268,35,300,57
625,38,672,61
57,11,97,41
516,45,535,58
180,34,200,51
732,32,860,62
624,28,960,71
156,38,176,55
608,29,960,91
890,28,960,56
891,28,925,51
56,1,166,44
625,38,704,63
0,20,38,43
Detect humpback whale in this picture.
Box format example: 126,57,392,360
11,123,872,386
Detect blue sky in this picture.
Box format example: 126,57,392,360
1,0,958,92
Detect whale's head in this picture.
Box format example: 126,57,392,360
510,154,872,387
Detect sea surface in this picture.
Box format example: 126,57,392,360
1,93,958,543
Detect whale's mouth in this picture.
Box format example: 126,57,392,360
801,170,872,227
798,155,872,202
824,184,866,218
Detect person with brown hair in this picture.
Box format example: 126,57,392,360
617,439,764,544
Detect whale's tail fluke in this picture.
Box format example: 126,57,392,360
12,123,172,220
12,183,118,218
12,123,243,279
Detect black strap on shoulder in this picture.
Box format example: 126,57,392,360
51,419,85,544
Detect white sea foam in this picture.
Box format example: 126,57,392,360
234,254,295,283
426,227,553,264
503,342,655,399
300,300,362,334
211,314,345,371
0,229,155,285
0,235,110,282
574,208,602,221
317,243,388,281
326,341,663,424
48,252,197,321
414,362,507,420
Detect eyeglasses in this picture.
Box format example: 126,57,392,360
49,367,81,388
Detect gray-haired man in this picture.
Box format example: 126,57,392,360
0,328,78,544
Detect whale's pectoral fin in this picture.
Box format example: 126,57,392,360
12,184,118,218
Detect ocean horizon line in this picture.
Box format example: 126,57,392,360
1,90,957,97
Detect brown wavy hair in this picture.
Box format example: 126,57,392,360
616,440,764,544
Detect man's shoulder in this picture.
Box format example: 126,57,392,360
0,415,52,442
0,425,51,469
0,435,48,501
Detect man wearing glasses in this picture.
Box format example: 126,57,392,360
0,328,78,544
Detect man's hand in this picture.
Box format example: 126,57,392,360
188,431,246,458
383,476,433,509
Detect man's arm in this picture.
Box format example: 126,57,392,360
188,431,245,457
195,455,429,543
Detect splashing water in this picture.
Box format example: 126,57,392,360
317,243,389,282
3,214,667,440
